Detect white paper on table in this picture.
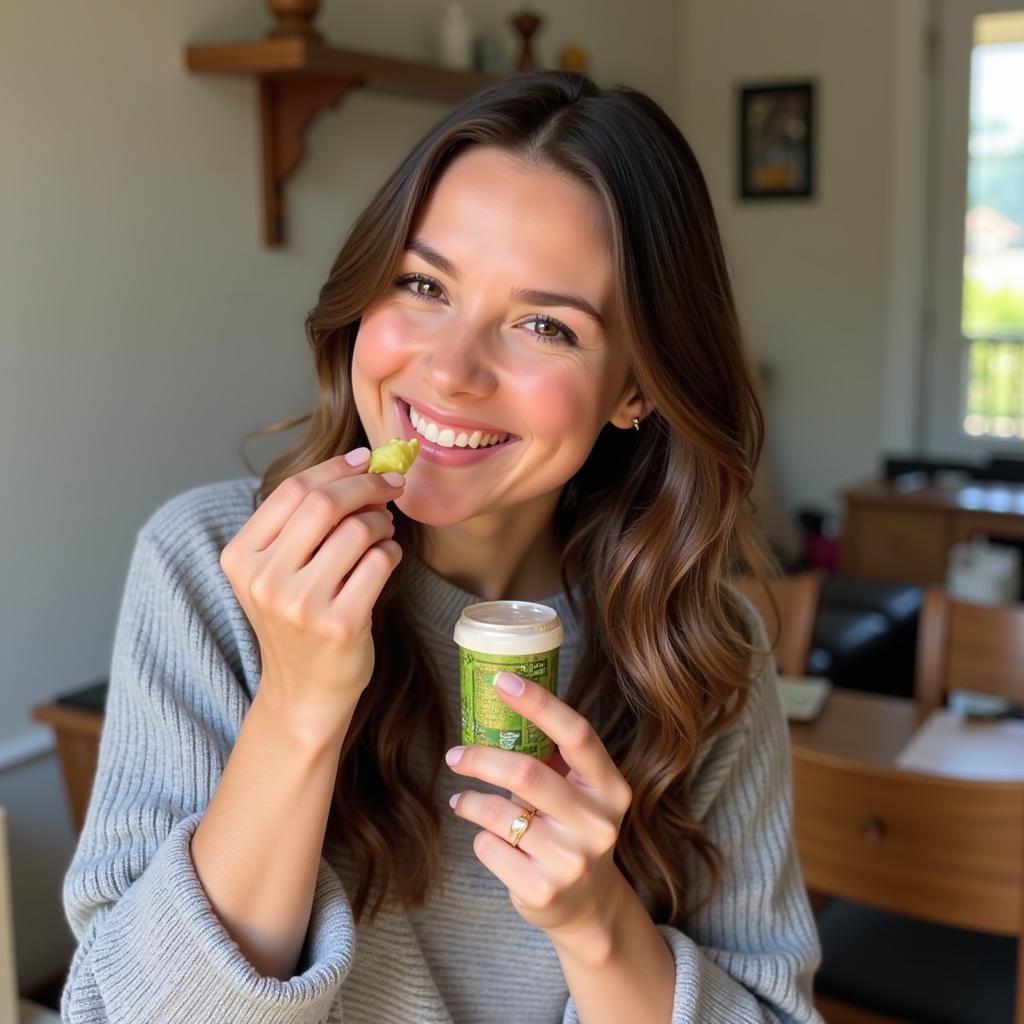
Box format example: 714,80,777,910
895,709,1024,780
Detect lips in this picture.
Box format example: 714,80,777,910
397,396,517,440
394,398,518,466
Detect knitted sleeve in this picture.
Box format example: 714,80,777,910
60,513,355,1024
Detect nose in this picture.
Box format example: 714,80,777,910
420,323,498,399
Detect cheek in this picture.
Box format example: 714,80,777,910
352,308,411,386
515,365,597,439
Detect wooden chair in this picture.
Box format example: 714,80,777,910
791,745,1024,1023
915,587,1024,718
734,570,822,677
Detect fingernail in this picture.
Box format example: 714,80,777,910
493,672,525,696
383,472,405,487
449,792,461,810
445,746,465,766
344,447,371,466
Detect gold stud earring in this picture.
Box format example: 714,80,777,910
632,417,640,431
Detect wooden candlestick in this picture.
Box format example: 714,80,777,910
267,0,323,41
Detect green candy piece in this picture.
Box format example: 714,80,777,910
368,437,420,475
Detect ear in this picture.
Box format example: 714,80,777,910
609,381,654,430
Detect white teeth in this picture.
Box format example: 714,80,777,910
406,403,511,450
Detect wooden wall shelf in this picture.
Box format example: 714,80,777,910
185,3,500,246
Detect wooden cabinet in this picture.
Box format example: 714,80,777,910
843,507,952,584
840,480,1024,585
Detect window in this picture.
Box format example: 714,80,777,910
961,12,1024,438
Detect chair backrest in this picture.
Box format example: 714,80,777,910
791,744,1024,937
734,571,822,677
0,807,20,1024
915,587,1024,717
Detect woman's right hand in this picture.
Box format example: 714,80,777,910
219,448,406,744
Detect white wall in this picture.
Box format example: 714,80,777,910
678,0,929,518
2,0,679,993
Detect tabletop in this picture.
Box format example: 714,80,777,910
787,689,921,766
788,687,1024,780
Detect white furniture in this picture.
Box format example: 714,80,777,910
0,807,62,1023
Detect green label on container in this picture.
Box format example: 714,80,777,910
458,647,559,759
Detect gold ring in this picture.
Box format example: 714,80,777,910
508,807,537,848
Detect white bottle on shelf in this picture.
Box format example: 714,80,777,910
438,0,474,71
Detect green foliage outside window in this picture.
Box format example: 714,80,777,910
963,278,1024,435
962,276,1024,338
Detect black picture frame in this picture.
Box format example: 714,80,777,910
738,82,815,200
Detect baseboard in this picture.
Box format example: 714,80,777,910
0,729,55,775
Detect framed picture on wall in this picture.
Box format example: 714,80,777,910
738,82,815,200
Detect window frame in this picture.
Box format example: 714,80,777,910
924,0,1024,456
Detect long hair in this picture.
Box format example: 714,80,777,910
241,71,777,926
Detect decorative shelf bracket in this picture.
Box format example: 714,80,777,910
259,76,361,245
185,1,498,247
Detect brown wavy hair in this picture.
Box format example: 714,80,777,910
241,70,777,927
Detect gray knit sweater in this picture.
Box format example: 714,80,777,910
61,476,822,1023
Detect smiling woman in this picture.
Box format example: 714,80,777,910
61,70,822,1024
351,146,625,508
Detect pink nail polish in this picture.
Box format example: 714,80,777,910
493,672,525,696
344,447,371,466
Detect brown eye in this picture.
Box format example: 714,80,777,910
394,273,445,302
414,279,441,298
522,315,578,347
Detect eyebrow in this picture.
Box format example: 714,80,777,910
404,237,605,330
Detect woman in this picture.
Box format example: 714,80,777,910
62,71,822,1023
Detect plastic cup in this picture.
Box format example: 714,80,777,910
453,601,564,759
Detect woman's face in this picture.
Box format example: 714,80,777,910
352,146,634,526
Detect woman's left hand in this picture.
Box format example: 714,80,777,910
445,671,633,940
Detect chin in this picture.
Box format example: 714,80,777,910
392,486,475,527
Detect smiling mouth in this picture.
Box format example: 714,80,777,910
399,400,518,450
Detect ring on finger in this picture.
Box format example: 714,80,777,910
508,807,538,848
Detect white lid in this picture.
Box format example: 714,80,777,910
454,600,564,656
